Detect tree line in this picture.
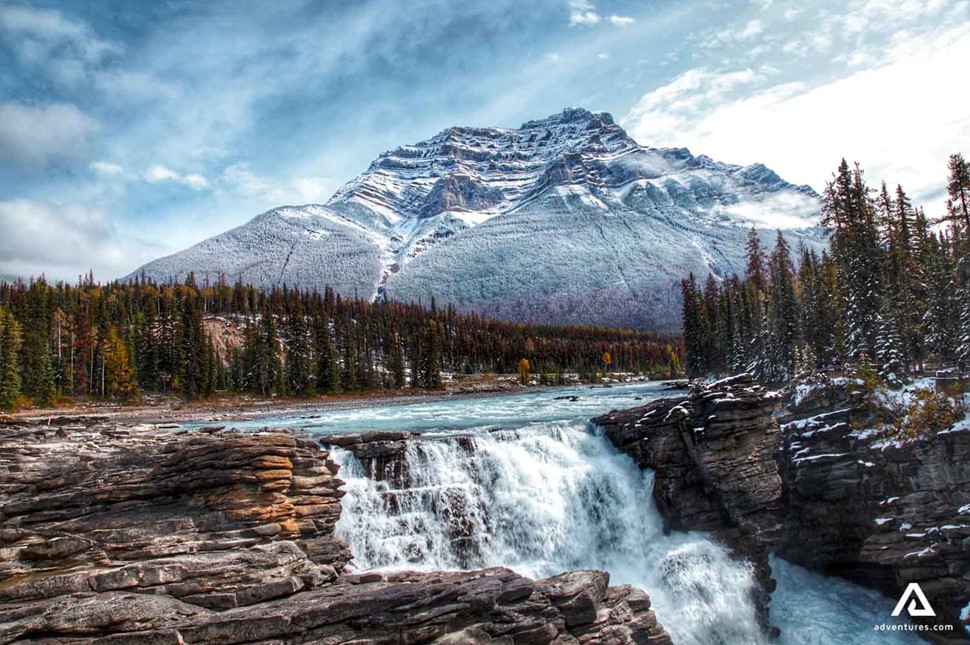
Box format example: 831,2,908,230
681,154,970,384
0,277,680,410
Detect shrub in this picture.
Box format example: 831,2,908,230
887,388,968,440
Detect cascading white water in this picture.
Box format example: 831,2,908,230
206,381,920,644
334,420,766,645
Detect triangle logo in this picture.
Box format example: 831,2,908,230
891,582,936,617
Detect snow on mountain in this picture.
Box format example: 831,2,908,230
127,108,825,331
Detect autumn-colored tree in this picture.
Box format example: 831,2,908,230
517,358,530,385
601,351,612,372
104,326,138,401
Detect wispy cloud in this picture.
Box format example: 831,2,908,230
0,102,100,166
88,160,124,176
568,1,634,27
218,164,333,204
143,165,209,190
624,19,970,209
568,0,601,26
608,15,635,27
0,199,152,281
0,5,120,87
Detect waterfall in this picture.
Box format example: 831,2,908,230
333,420,767,645
204,381,919,644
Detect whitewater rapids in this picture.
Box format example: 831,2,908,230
219,382,919,644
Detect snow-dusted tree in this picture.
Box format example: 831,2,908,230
956,253,970,372
822,161,883,362
874,309,906,387
284,307,313,396
922,234,960,363
768,231,799,380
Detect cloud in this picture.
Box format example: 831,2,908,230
569,0,602,26
0,102,100,166
720,191,821,229
624,22,970,211
0,5,120,87
625,68,764,136
89,160,124,176
143,164,209,190
0,199,153,281
608,15,635,27
218,164,334,204
567,2,634,27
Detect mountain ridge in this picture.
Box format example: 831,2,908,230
128,107,824,331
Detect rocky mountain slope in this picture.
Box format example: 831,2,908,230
129,108,824,331
0,419,671,644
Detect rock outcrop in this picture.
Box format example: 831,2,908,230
778,378,970,640
594,373,970,641
593,374,783,633
0,420,670,644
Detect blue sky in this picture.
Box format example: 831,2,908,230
0,0,968,281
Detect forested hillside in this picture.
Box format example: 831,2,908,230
0,277,679,410
681,155,970,384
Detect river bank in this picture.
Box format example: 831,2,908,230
5,375,533,425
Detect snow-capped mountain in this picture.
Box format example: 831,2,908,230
128,108,824,331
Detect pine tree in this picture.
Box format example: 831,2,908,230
341,322,358,392
680,274,706,377
424,320,443,389
745,227,767,294
314,314,340,394
823,161,883,362
0,308,22,411
767,231,799,381
874,309,906,386
284,310,313,396
944,153,970,235
177,291,207,399
388,324,406,389
956,252,970,372
21,280,56,405
923,235,959,363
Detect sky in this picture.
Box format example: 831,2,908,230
0,0,968,282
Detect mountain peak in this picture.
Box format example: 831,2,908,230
520,106,611,128
128,107,823,331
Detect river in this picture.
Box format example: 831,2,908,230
212,381,918,644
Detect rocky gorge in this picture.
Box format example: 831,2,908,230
594,374,970,642
0,418,671,644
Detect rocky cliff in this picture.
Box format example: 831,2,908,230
593,374,970,641
778,379,970,640
593,374,784,634
0,419,671,644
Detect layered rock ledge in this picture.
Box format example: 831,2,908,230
594,374,970,642
779,379,970,640
0,420,670,644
